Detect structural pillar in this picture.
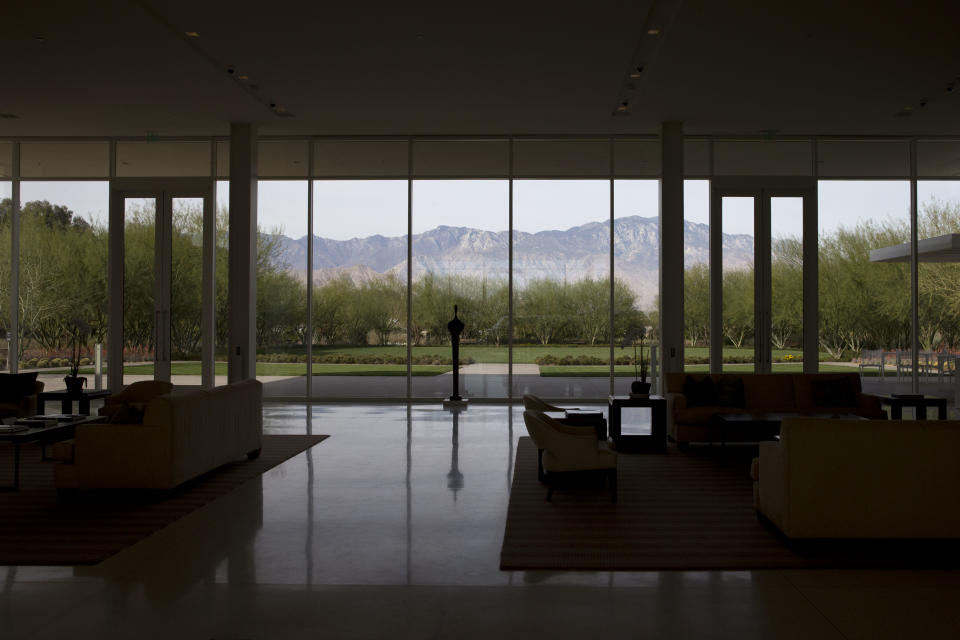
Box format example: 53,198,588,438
659,122,685,380
228,123,258,382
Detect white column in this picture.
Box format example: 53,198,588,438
228,123,258,382
659,122,685,378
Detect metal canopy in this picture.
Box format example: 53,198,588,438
870,234,960,263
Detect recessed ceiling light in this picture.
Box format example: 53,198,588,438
185,31,199,37
647,28,660,35
237,75,249,80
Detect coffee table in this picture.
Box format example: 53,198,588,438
37,389,111,416
0,416,102,490
709,412,866,458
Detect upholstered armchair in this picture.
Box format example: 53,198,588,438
0,373,44,418
523,409,617,503
522,394,575,412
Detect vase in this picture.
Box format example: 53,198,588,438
64,376,87,394
631,380,651,396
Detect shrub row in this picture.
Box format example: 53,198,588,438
537,354,803,366
255,353,474,366
19,357,91,369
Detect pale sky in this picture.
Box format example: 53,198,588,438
11,179,960,244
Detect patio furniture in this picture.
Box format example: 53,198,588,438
857,349,886,377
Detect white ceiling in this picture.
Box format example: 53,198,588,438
1,0,958,138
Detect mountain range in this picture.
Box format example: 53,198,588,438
271,215,754,308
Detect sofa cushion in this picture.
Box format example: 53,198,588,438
0,372,38,404
674,405,747,425
811,377,857,407
715,377,746,408
742,374,797,412
48,439,75,462
683,375,717,407
107,402,147,424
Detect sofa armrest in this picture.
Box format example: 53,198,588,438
856,392,882,413
757,440,788,533
65,424,173,489
664,392,687,437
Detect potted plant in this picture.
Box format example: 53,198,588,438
623,326,651,396
64,318,91,395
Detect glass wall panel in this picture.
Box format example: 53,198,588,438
770,197,804,371
513,140,609,176
170,197,204,387
412,140,509,177
683,180,710,371
0,182,11,370
512,180,609,399
257,181,308,397
116,141,211,177
411,180,508,399
259,141,309,177
721,197,755,372
20,142,109,178
817,141,910,177
311,180,408,398
313,141,408,177
916,180,960,408
18,182,109,392
613,180,659,395
123,197,156,387
0,143,11,177
216,181,229,385
714,140,812,176
818,181,909,386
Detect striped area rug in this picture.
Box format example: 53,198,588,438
0,434,328,566
500,437,960,570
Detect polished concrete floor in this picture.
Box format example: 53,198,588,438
2,404,960,639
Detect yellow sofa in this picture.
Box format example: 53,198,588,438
54,379,262,491
754,417,960,538
664,372,885,445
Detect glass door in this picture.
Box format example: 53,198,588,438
710,180,815,375
109,180,215,390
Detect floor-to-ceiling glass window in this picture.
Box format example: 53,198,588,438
770,197,804,372
512,180,610,399
311,180,409,399
720,196,755,372
19,181,109,391
613,180,659,394
411,180,509,399
916,179,960,402
683,180,710,371
818,181,910,377
215,180,229,386
256,181,308,397
0,181,12,371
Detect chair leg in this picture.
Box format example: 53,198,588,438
608,468,617,504
546,484,554,502
537,449,546,482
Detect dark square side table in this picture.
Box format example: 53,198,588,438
877,395,947,420
608,395,666,452
37,389,112,416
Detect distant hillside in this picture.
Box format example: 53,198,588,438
271,216,754,309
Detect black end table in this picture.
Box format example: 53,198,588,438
37,389,112,416
877,395,947,420
608,395,666,452
0,416,102,490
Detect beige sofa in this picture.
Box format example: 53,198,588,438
54,379,262,491
754,417,960,538
664,372,886,445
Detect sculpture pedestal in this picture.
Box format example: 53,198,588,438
443,398,468,411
